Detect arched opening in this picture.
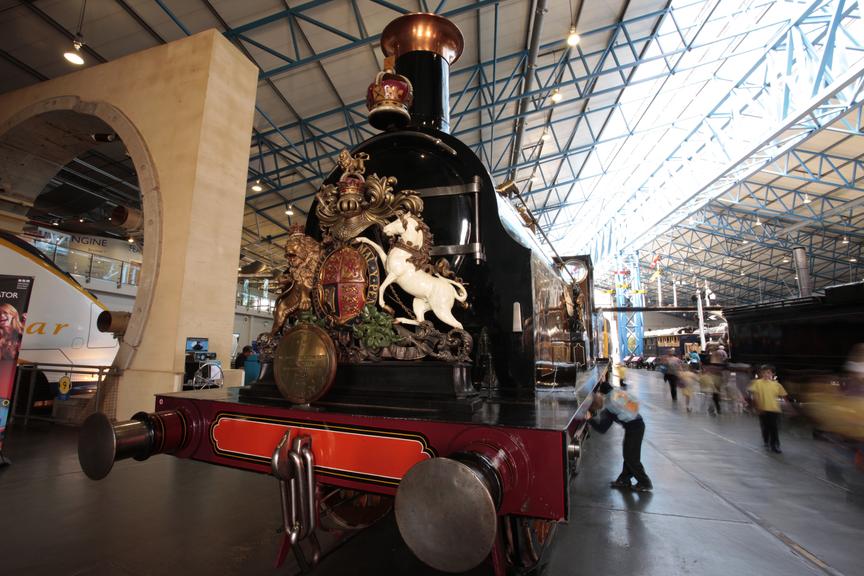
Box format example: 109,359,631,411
0,97,160,418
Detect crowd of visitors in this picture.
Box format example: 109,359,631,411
655,349,790,451
657,349,748,415
594,342,864,492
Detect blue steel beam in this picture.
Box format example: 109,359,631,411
586,0,864,264
248,0,503,79
637,264,782,305
639,217,864,304
249,33,807,198
248,9,773,176
643,251,795,302
248,2,746,147
649,225,849,283
248,35,779,198
535,133,864,258
639,263,779,306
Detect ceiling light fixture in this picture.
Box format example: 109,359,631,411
850,258,858,263
52,221,59,226
63,1,88,65
542,131,551,142
64,41,85,65
803,193,811,204
566,26,580,47
754,216,762,226
551,90,563,104
251,179,263,193
128,237,134,243
782,257,789,263
285,205,294,216
842,235,849,244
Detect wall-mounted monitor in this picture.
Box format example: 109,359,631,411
185,337,209,352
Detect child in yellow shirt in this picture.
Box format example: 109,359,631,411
748,364,788,453
616,363,627,389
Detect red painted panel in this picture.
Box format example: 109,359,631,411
156,395,569,520
210,414,433,486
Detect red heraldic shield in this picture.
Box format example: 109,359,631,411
317,246,370,324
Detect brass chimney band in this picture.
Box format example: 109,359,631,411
380,13,464,64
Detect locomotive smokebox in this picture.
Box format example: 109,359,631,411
380,13,464,133
395,454,502,572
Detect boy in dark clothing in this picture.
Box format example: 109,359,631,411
233,345,253,369
588,381,653,491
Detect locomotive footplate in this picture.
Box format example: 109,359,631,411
81,361,607,574
142,362,607,516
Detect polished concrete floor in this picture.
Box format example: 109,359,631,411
543,369,864,576
0,369,861,575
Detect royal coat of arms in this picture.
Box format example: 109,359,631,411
315,244,380,325
260,149,472,366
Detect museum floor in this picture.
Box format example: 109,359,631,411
1,369,861,576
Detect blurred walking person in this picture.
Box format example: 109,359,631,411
678,365,698,413
748,365,788,453
662,354,683,403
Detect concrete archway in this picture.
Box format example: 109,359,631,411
0,99,161,379
0,31,258,416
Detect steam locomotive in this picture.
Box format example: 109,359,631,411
78,13,606,574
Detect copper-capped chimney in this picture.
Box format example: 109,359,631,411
380,13,464,133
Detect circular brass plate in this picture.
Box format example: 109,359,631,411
273,324,337,404
395,458,497,573
78,412,117,480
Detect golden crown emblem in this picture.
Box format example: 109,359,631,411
366,64,413,131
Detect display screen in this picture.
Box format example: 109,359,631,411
185,337,208,352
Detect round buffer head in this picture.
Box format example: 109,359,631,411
78,412,118,480
395,457,498,573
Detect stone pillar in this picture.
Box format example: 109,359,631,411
0,30,258,416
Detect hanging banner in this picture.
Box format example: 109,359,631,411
0,275,34,453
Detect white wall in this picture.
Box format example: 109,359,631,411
233,310,272,349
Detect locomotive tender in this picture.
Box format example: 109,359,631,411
78,13,606,574
725,281,864,377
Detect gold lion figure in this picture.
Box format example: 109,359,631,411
270,227,323,337
337,150,369,179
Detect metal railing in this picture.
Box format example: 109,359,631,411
31,239,142,287
11,363,112,427
236,279,277,313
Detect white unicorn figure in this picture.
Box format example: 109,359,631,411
355,213,468,329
